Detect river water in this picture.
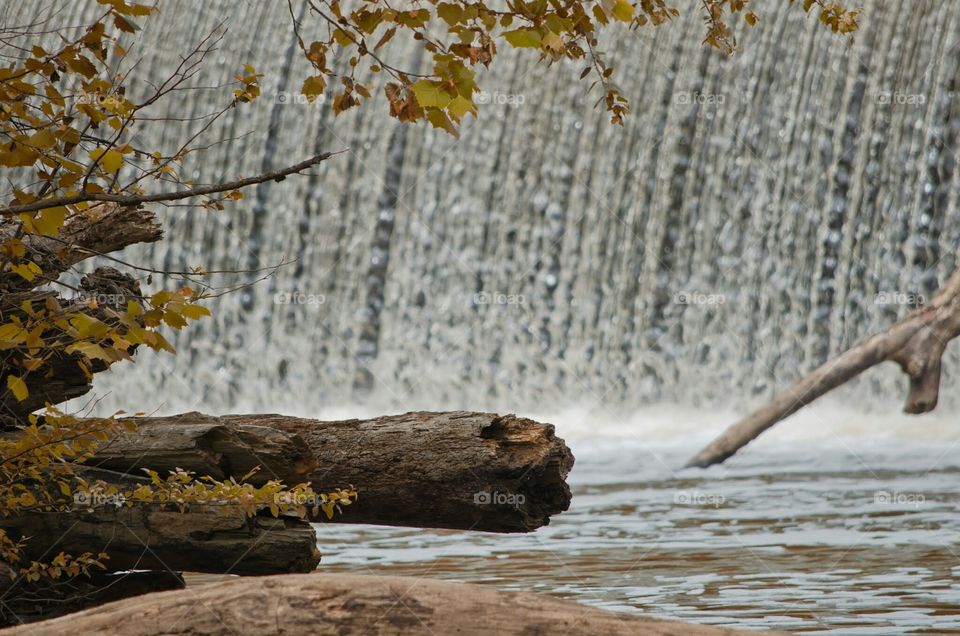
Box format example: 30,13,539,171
311,405,960,635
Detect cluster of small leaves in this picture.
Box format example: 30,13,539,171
117,467,358,520
0,410,126,583
290,0,858,131
703,0,859,53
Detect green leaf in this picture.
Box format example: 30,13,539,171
411,80,452,108
503,28,542,48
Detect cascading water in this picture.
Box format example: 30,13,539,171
8,0,959,419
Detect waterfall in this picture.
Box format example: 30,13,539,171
6,0,960,418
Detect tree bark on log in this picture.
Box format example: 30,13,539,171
687,269,960,468
1,572,784,636
106,411,574,532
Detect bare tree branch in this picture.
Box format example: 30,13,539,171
1,152,342,215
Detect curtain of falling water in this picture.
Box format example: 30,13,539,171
4,0,960,416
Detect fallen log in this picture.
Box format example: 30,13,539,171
0,505,320,576
687,268,960,468
1,572,784,636
107,411,574,533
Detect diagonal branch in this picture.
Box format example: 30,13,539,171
0,152,341,215
687,268,960,468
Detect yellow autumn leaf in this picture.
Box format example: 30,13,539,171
611,0,633,22
35,206,68,236
6,375,28,402
301,75,326,101
88,148,124,173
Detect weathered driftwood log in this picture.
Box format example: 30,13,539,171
109,411,574,533
238,411,574,532
2,572,784,636
0,568,184,627
0,203,162,293
0,267,146,420
0,505,319,576
0,203,161,419
687,268,960,468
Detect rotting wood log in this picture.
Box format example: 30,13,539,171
0,505,320,577
687,268,960,468
111,411,574,533
0,572,786,636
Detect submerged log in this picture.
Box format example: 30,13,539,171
108,411,574,532
687,268,960,468
0,506,320,577
3,572,783,636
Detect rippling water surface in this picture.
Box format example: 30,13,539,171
311,406,960,634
